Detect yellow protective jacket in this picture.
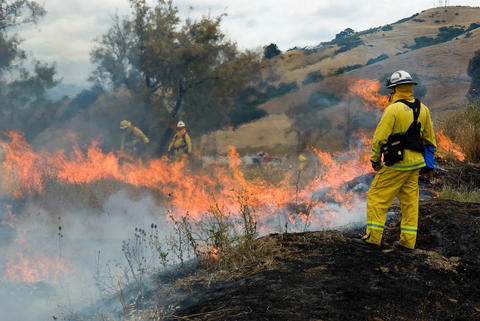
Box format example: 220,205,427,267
130,126,149,143
121,126,149,150
168,132,192,154
370,84,436,171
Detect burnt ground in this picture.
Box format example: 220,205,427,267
162,199,480,321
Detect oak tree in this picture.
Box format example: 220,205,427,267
91,0,262,151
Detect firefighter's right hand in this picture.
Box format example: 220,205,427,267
371,160,383,171
421,169,434,178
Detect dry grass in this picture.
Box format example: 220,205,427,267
438,102,480,162
438,185,480,203
241,165,291,185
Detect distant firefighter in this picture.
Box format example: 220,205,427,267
357,70,436,250
168,121,192,161
120,120,149,153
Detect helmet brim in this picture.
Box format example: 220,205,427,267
386,80,417,88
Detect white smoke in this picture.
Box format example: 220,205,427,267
0,190,170,321
0,166,376,321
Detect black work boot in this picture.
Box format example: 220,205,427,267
393,241,413,251
352,237,378,247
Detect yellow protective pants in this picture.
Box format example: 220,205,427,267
173,149,188,162
363,167,420,249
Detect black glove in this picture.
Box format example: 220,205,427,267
371,160,383,171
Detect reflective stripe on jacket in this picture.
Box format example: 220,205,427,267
370,84,436,171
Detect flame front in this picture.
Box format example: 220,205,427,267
0,80,465,284
0,131,373,222
435,129,465,161
349,79,390,111
2,228,73,283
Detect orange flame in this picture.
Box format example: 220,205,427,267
0,130,374,225
1,204,18,229
435,129,465,161
202,244,219,261
3,252,72,283
3,230,73,283
349,80,466,162
0,129,377,282
349,79,390,111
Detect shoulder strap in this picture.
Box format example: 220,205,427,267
183,133,187,146
397,99,421,124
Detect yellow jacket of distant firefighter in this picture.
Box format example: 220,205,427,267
168,132,192,154
370,84,436,170
120,121,149,151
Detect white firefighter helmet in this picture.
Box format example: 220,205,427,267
386,70,417,88
177,121,185,128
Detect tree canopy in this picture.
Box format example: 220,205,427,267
264,43,281,59
90,0,263,151
0,0,59,139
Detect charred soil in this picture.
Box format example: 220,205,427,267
165,199,480,321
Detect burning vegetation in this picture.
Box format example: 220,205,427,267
1,1,480,320
1,76,477,319
0,75,477,321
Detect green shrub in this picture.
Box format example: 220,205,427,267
304,47,319,55
413,19,425,23
308,90,341,110
302,71,324,86
406,25,467,50
267,81,298,97
393,13,419,25
467,22,480,31
334,28,355,40
381,25,393,31
61,86,103,121
344,64,363,72
366,54,389,65
335,64,363,75
319,27,364,54
251,81,298,106
334,35,364,54
264,43,281,59
357,27,381,36
437,26,466,41
408,36,436,49
228,81,297,127
228,100,267,128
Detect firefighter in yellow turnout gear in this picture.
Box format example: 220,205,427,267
363,71,436,249
120,120,149,153
168,121,192,162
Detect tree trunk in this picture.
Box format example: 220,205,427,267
158,81,184,155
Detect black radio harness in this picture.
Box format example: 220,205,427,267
381,99,424,166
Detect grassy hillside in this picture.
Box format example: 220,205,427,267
200,6,480,154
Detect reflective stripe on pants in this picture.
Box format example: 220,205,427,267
365,167,420,249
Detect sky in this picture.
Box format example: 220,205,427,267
17,0,480,88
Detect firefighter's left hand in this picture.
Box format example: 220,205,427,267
371,160,383,171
